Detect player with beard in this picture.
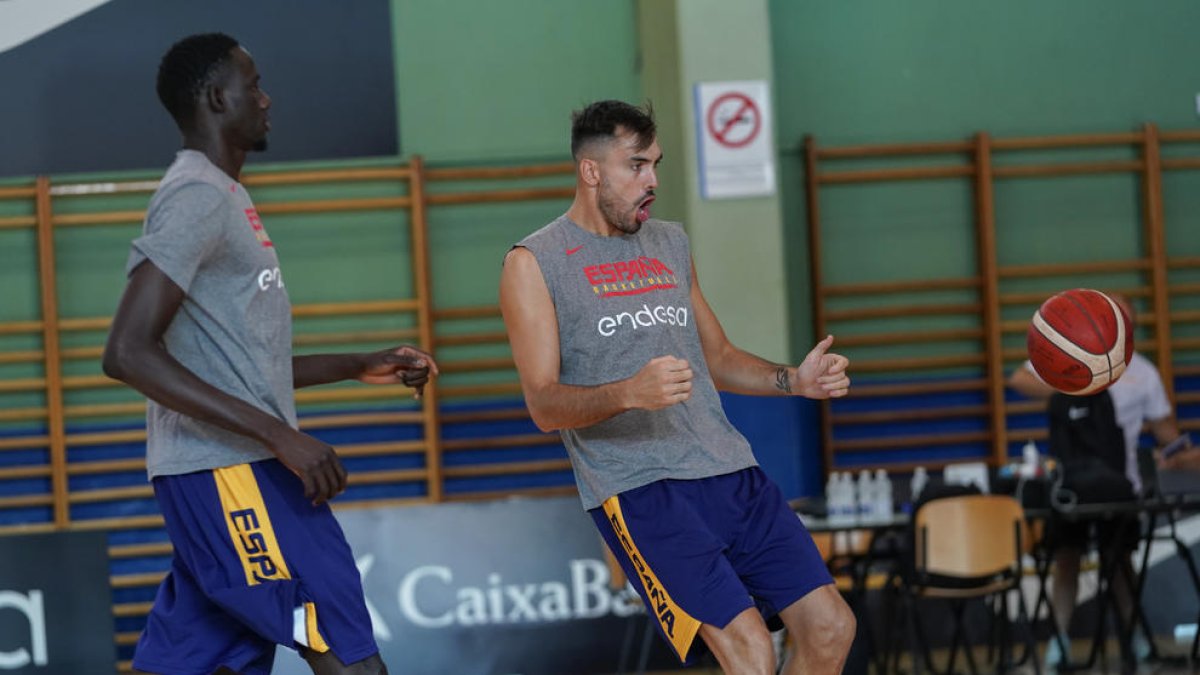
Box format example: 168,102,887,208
499,100,855,674
103,33,434,675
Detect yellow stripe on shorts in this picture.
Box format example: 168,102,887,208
602,495,701,662
305,601,330,652
214,464,292,586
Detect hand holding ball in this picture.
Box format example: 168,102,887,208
1026,289,1133,395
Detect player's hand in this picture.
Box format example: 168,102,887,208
625,356,693,410
794,335,850,399
1159,443,1199,471
273,429,348,506
356,345,440,397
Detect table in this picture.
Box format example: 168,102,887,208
795,485,1200,674
1025,489,1200,672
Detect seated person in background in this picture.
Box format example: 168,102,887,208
1158,435,1200,472
1008,294,1184,669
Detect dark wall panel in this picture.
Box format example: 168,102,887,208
0,0,397,177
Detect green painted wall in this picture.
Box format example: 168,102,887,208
12,1,1200,402
770,0,1200,362
0,3,645,424
391,0,640,162
13,1,644,325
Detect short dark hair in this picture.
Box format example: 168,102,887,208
156,33,240,127
570,100,656,159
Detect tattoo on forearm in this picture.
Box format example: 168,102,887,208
775,367,792,394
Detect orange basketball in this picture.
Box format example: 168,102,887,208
1026,289,1133,395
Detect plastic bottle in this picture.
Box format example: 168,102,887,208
910,466,928,506
1021,440,1040,478
857,470,873,523
874,468,893,520
824,472,839,522
1174,623,1197,647
836,472,856,524
832,473,852,551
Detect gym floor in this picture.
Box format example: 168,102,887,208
631,638,1200,674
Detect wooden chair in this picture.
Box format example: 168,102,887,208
897,494,1039,675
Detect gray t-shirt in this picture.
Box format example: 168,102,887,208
127,150,295,477
516,216,757,509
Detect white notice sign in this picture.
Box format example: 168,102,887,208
693,80,776,199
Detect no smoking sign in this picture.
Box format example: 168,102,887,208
706,92,761,149
694,80,775,199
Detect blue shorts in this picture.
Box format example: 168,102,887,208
132,459,378,675
591,467,832,663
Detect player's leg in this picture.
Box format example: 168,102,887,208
302,649,389,674
776,585,854,675
696,607,777,675
725,467,853,675
1050,545,1082,637
131,473,277,675
590,479,761,666
247,459,385,670
135,460,383,673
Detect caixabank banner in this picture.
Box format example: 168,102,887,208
273,496,682,675
0,531,114,675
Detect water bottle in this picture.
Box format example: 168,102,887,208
857,470,873,523
875,468,893,520
1175,623,1197,647
835,472,856,525
824,472,839,522
1021,440,1040,478
910,466,928,506
832,473,853,551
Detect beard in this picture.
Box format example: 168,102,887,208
252,138,269,152
598,181,641,235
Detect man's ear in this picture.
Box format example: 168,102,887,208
205,81,226,114
579,158,600,187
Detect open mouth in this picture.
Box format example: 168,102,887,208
636,195,655,224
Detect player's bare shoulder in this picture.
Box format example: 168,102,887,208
502,245,538,273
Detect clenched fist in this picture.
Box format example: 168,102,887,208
624,355,693,411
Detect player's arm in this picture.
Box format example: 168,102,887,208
293,346,438,397
500,247,691,432
1147,416,1184,447
690,260,849,399
102,261,346,504
1007,364,1055,400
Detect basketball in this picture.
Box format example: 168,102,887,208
1026,288,1134,395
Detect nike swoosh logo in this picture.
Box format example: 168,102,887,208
0,0,113,55
566,245,583,255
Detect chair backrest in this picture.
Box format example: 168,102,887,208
914,494,1027,579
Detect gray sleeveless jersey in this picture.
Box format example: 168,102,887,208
516,215,756,509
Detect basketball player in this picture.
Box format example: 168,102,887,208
1010,293,1181,669
103,33,435,675
499,100,855,674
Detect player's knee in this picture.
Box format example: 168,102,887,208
725,626,777,674
703,610,776,669
827,597,856,653
802,594,856,662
